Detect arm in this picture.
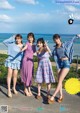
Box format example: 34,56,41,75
63,35,80,63
21,45,28,52
33,50,39,56
52,48,60,70
70,34,80,42
33,45,36,56
33,52,37,56
65,34,80,47
44,41,52,56
54,55,60,70
3,35,15,47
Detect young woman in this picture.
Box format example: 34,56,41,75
35,38,55,99
21,32,36,96
3,34,23,98
48,34,80,104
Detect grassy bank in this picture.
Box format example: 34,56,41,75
0,54,80,88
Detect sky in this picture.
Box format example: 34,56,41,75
0,0,80,34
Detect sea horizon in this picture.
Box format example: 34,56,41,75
0,33,80,56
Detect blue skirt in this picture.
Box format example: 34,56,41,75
5,59,21,70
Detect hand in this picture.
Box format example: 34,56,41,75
44,40,48,47
76,34,80,38
11,35,16,39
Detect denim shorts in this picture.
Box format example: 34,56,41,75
58,60,70,70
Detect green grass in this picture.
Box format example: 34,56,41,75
0,54,80,87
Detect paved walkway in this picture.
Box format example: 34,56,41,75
0,85,80,113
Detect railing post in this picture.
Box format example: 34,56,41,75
76,55,79,73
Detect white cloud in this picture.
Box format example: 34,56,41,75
16,0,39,5
0,12,80,34
73,13,80,20
65,5,78,12
0,14,12,22
64,5,80,20
14,12,66,29
0,0,15,9
24,13,50,22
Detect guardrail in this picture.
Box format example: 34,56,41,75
73,55,80,72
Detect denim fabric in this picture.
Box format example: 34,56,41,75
57,60,70,69
52,36,78,70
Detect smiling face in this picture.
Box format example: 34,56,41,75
37,41,44,48
54,38,61,45
15,36,22,44
28,36,34,43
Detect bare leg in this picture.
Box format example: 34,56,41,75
28,86,33,96
7,68,13,97
36,83,42,99
50,68,69,100
24,84,30,96
37,83,41,96
47,83,51,96
57,69,63,98
12,69,18,94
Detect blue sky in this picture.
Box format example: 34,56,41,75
0,0,80,34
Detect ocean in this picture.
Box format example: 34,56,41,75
0,33,80,55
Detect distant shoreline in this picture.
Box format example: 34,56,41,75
0,50,7,54
0,42,80,55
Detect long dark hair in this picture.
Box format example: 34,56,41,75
27,32,35,43
37,38,45,47
53,34,60,40
15,34,23,44
53,34,62,47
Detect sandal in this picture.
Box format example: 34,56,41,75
7,91,12,98
12,89,18,95
48,96,54,104
36,95,42,100
29,91,33,96
47,94,51,99
29,93,33,96
24,91,31,96
57,96,63,103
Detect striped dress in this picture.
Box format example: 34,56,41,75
35,52,55,83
